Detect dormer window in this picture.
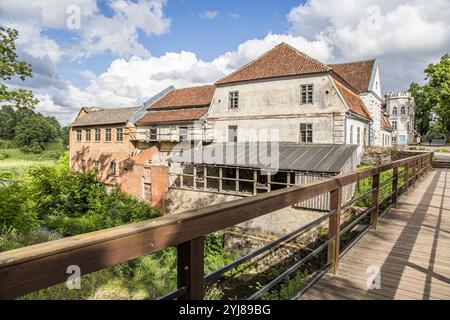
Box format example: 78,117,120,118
301,84,313,104
229,91,239,109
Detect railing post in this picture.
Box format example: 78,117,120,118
412,160,417,186
177,237,205,300
404,162,409,194
392,166,399,207
371,172,380,229
327,187,341,275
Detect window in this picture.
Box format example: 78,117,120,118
81,160,86,173
229,91,239,109
300,123,313,143
392,121,397,130
116,128,123,141
401,106,406,115
149,127,157,141
301,84,313,104
105,128,112,141
357,127,361,145
363,128,367,146
392,107,398,115
94,161,99,174
179,127,188,142
109,161,116,176
85,129,91,142
350,125,354,144
95,128,101,141
228,125,238,143
399,135,406,145
392,136,397,143
76,130,82,141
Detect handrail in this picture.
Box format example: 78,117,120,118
0,152,434,300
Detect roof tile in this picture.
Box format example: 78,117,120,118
333,77,372,121
71,107,139,127
150,85,215,110
136,108,209,124
330,60,375,93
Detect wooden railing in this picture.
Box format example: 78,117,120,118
0,152,434,300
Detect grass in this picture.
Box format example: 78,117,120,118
0,140,66,180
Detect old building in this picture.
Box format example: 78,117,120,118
69,42,395,215
70,106,139,186
385,92,417,145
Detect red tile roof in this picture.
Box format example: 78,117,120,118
136,108,209,124
381,114,392,131
330,60,375,93
150,85,215,110
216,43,331,85
333,77,372,121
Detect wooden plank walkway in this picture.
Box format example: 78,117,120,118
304,168,450,300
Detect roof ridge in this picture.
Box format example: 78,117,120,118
174,84,215,91
329,58,376,66
280,42,332,71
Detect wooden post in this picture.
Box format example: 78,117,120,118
218,167,223,192
412,160,416,186
404,163,409,194
203,166,207,190
371,173,380,229
177,237,204,300
253,170,257,195
327,187,341,275
235,168,240,193
193,165,197,189
267,173,271,192
392,167,398,207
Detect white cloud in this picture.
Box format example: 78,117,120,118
288,0,450,90
199,11,219,20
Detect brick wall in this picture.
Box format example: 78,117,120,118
69,124,135,186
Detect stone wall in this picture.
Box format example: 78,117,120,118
362,147,392,165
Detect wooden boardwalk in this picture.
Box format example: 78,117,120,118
304,168,450,300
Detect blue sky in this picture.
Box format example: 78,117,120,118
1,0,449,124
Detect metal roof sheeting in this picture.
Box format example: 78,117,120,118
171,143,358,173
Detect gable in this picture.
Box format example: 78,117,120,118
216,43,331,85
330,59,375,93
332,77,372,121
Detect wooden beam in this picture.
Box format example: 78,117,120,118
177,237,204,300
327,188,341,275
193,166,197,189
235,168,239,193
253,170,257,195
204,166,207,190
404,163,409,194
371,173,380,229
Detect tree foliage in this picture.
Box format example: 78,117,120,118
410,54,450,138
0,27,38,109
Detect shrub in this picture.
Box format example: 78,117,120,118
0,152,9,160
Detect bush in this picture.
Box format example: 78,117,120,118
0,152,9,160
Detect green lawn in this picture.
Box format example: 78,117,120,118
0,140,66,180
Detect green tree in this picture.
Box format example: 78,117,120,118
61,126,70,147
0,105,17,139
14,115,57,149
0,27,38,109
409,54,450,139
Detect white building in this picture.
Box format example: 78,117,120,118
385,92,416,146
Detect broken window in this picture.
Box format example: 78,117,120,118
300,123,313,143
229,91,239,109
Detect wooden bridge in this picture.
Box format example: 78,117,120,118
0,152,449,300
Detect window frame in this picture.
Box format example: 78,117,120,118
300,84,314,104
229,91,239,109
357,127,361,145
392,121,397,130
94,160,99,175
85,129,91,142
350,125,354,144
179,126,188,142
116,128,123,141
109,161,116,176
105,128,112,142
149,127,158,141
392,107,398,115
94,128,101,142
299,123,313,143
401,106,406,115
76,129,82,142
